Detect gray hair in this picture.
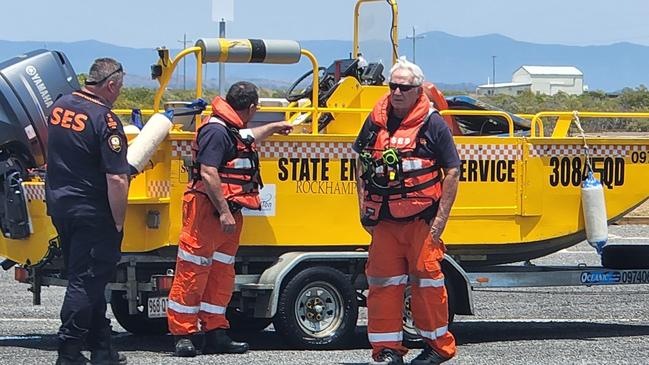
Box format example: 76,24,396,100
86,58,123,86
388,56,425,86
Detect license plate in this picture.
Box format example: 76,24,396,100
147,296,168,318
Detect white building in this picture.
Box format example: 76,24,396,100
476,82,531,96
512,66,584,95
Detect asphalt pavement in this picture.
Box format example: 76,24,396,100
0,225,648,364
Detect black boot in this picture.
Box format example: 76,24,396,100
56,340,90,365
88,327,126,364
174,336,197,357
370,349,404,365
202,329,249,355
411,345,451,365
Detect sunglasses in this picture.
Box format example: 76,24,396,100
86,65,124,86
388,82,418,92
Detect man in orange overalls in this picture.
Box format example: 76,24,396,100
354,57,461,365
167,81,291,357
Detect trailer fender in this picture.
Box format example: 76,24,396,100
250,251,368,318
441,254,474,315
248,251,474,318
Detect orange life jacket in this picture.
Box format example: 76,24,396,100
189,97,261,210
422,81,463,136
358,93,443,225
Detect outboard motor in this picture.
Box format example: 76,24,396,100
0,49,79,238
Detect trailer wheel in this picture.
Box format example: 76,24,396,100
110,291,169,335
402,278,456,344
274,266,358,349
227,307,273,333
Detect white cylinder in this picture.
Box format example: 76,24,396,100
582,174,608,251
126,113,173,173
123,124,141,135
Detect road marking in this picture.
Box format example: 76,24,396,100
559,249,597,254
0,336,42,341
457,318,647,323
609,234,649,240
0,318,58,322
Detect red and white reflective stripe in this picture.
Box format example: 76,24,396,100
212,251,235,265
167,299,200,314
368,331,403,343
232,158,253,169
417,325,448,340
200,302,226,314
171,140,193,158
401,159,424,172
23,183,46,201
367,274,408,287
456,144,520,161
178,248,212,267
417,277,445,288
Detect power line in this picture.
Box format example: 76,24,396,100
177,33,193,90
405,26,425,63
492,55,497,87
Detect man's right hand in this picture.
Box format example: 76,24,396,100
272,121,293,135
220,211,237,234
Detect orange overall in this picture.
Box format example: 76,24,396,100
359,94,457,360
167,97,261,335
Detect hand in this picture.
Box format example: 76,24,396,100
220,211,237,234
430,226,442,242
273,121,293,135
430,216,446,242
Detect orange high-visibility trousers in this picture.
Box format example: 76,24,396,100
366,218,456,360
167,192,243,335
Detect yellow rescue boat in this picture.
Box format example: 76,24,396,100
1,0,648,271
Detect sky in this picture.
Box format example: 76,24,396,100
2,0,649,48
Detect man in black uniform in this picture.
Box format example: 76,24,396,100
46,58,130,365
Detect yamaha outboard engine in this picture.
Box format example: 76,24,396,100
0,49,79,238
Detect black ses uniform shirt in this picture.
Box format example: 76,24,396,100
45,90,129,219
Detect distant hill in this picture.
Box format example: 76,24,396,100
1,33,648,91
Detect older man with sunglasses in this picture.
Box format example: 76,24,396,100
353,57,460,365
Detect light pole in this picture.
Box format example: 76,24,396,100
177,33,193,90
492,55,496,86
212,0,234,95
219,18,226,96
406,26,425,63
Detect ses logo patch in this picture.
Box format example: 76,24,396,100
580,271,621,285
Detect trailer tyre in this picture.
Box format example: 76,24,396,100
110,291,169,335
274,266,358,349
403,277,456,344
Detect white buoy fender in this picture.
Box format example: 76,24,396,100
581,171,608,252
126,113,173,173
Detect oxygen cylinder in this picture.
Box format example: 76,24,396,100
581,171,608,253
126,113,173,173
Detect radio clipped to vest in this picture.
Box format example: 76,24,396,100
357,102,443,225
